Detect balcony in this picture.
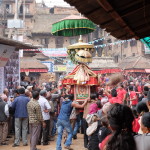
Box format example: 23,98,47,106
19,13,33,18
6,13,33,18
5,28,25,35
26,30,32,37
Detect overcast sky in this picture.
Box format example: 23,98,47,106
36,0,70,7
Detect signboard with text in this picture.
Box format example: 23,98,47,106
40,48,67,57
41,61,54,72
54,65,67,72
0,67,4,94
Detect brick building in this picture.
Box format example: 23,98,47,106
0,0,148,81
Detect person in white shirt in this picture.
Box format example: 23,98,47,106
38,90,51,145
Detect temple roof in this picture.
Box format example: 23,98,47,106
118,55,150,69
89,57,118,70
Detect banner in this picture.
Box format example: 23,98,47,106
74,85,90,101
54,65,67,72
40,48,67,57
41,61,54,72
0,67,4,94
0,44,15,67
4,51,20,96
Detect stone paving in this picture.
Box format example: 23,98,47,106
0,134,86,150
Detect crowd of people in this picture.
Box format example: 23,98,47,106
0,73,150,150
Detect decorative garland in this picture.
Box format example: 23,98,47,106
94,39,134,48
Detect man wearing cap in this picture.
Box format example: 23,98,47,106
38,90,51,145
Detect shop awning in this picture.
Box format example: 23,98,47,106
0,36,39,49
145,69,150,73
93,69,122,74
20,69,48,73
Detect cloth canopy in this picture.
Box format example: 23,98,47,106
52,15,95,36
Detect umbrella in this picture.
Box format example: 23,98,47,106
51,15,96,36
67,37,95,64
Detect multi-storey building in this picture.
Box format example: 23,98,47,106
0,0,148,81
0,0,35,38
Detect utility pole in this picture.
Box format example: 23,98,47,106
14,0,18,19
23,0,26,40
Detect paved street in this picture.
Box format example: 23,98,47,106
0,134,85,150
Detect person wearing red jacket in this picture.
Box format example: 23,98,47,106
117,83,127,103
109,89,122,104
129,86,138,109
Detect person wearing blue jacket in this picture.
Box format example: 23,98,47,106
56,94,88,150
11,88,30,147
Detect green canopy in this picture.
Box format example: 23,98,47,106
141,36,150,49
51,15,95,37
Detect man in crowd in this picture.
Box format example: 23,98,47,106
117,83,127,103
38,90,51,145
56,94,88,150
129,85,138,109
46,92,55,141
109,89,122,104
27,91,43,150
0,97,9,145
12,88,30,147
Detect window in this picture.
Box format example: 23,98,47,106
6,4,12,14
19,5,23,14
108,45,112,50
25,4,30,14
130,40,137,47
114,39,118,49
94,27,99,39
55,37,64,48
41,38,49,47
141,43,145,51
107,38,112,43
19,4,30,14
124,41,128,48
114,55,119,63
41,38,49,44
88,33,91,42
123,54,126,58
132,53,135,56
70,38,77,45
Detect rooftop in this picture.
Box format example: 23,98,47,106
118,55,150,69
88,57,118,69
32,14,69,34
0,36,39,49
20,57,48,69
